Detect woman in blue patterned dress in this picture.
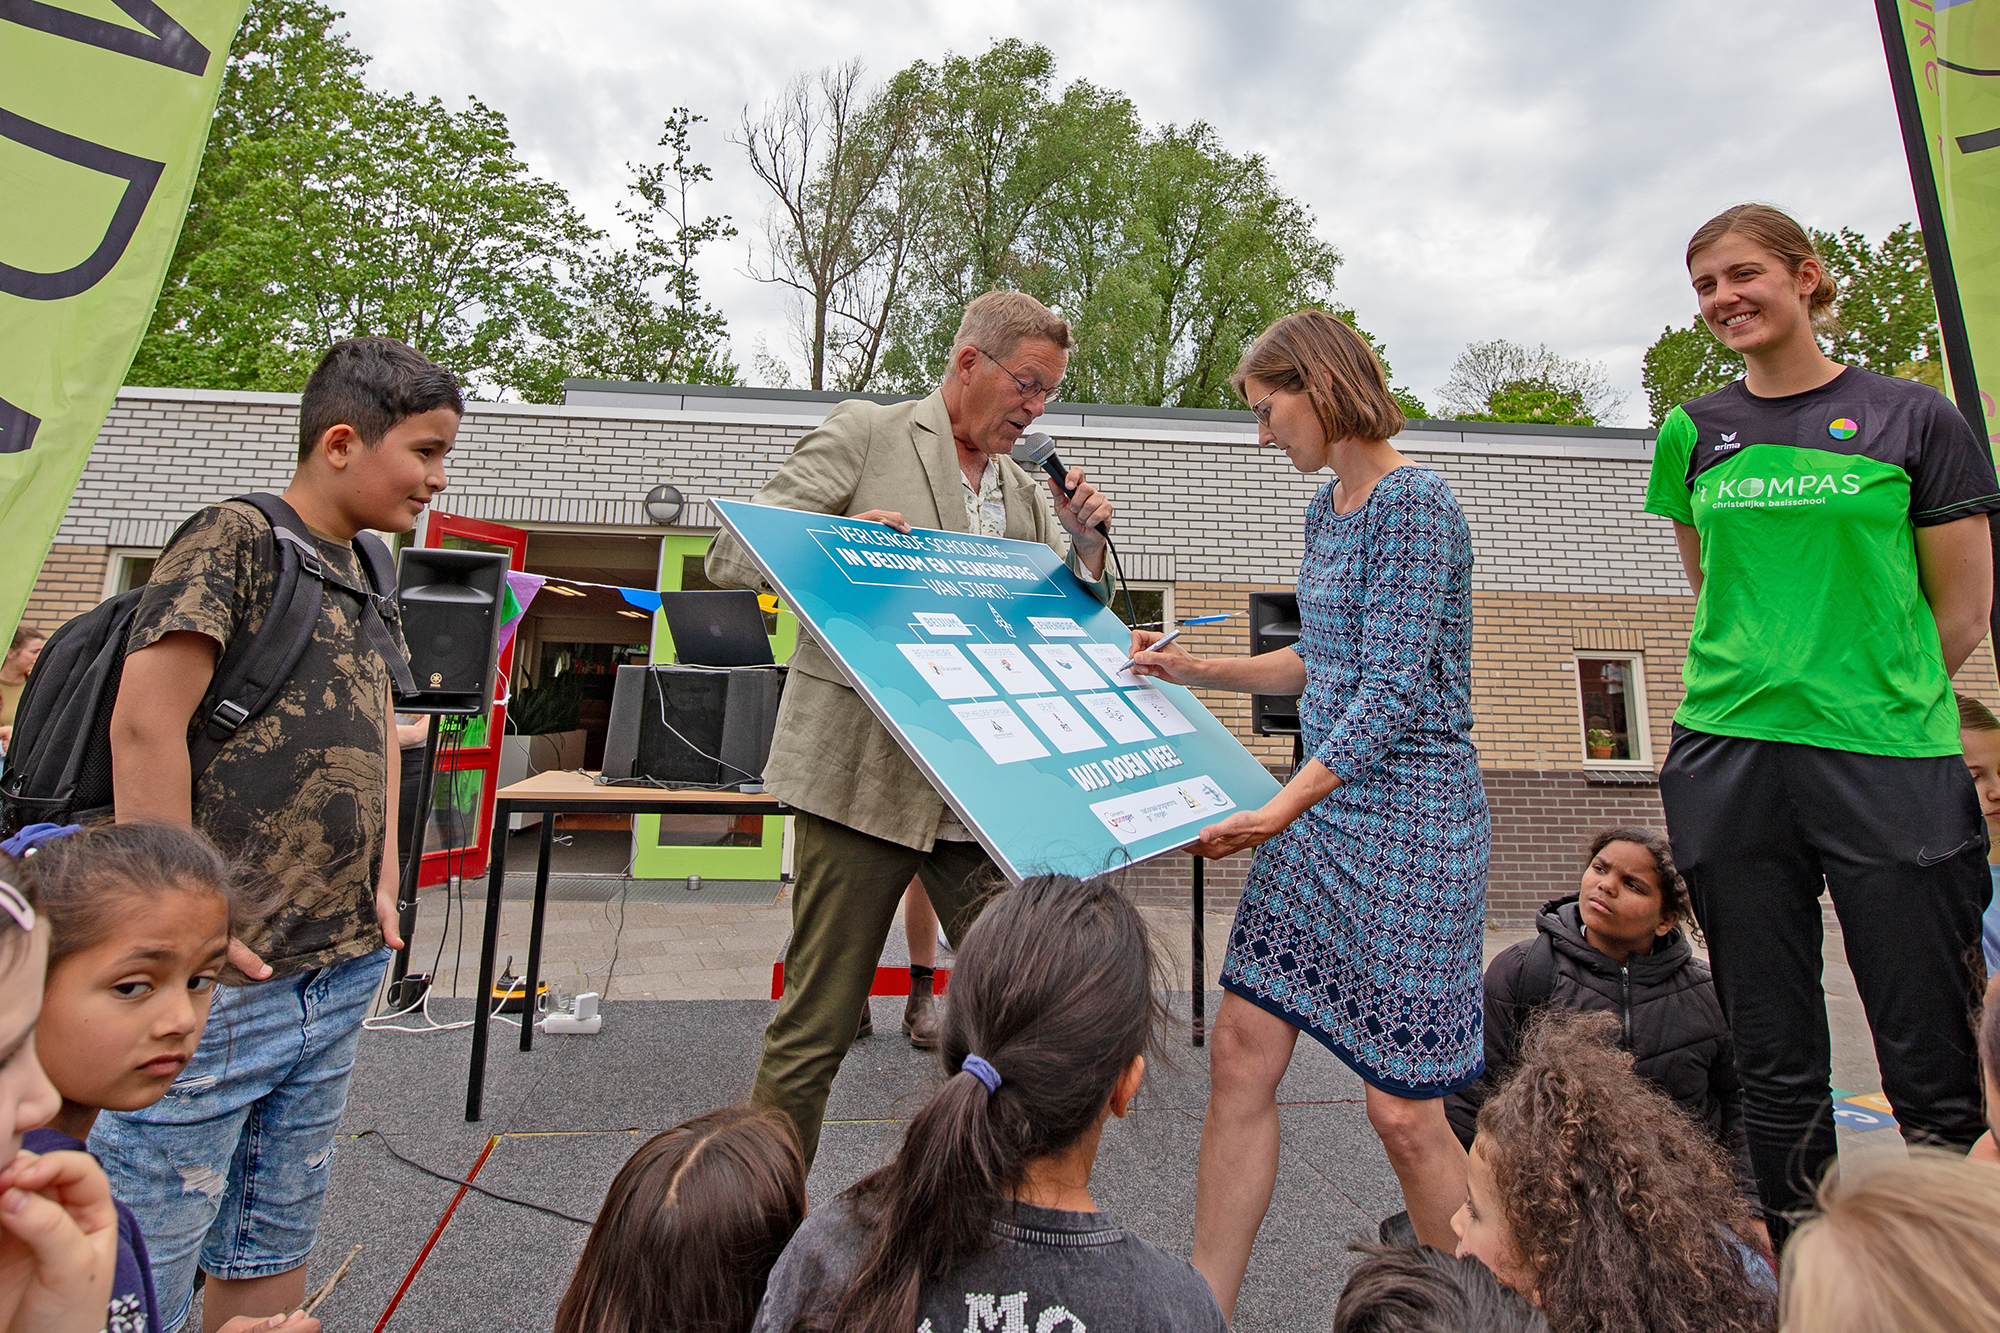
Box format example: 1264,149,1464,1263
1130,311,1488,1319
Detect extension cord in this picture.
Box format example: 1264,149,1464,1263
541,992,602,1035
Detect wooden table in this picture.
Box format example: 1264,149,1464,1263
463,771,788,1121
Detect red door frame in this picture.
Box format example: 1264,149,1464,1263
415,511,529,887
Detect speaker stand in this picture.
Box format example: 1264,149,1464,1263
389,721,444,993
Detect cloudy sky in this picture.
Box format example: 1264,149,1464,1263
337,0,1918,425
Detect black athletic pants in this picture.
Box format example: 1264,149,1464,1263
1659,726,1990,1242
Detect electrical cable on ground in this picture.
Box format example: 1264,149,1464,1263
356,1130,593,1226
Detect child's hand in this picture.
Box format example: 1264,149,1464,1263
0,1149,119,1333
216,1314,321,1333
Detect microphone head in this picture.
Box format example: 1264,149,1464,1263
1012,432,1059,467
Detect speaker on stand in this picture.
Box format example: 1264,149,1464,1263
388,548,511,1001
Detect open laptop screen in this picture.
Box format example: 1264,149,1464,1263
659,590,776,667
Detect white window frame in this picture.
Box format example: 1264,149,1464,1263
100,548,162,602
1119,581,1173,629
1573,652,1651,768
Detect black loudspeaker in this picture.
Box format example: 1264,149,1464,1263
1248,591,1302,736
396,548,510,715
602,665,780,787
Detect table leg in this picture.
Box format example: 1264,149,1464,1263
465,799,512,1122
521,817,555,1052
1191,852,1205,1048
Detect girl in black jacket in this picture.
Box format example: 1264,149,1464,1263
1445,827,1758,1209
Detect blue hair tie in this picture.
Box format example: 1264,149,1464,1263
961,1053,1002,1094
1,823,81,859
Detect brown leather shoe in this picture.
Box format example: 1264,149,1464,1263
855,1005,873,1040
903,989,939,1050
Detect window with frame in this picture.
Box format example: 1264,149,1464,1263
1108,582,1171,631
101,550,159,601
1576,655,1648,765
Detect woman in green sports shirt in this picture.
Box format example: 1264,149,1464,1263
1647,204,1998,1247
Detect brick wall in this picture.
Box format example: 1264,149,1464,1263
1485,771,1669,924
29,388,2000,933
19,545,106,634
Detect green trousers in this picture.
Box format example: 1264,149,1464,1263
752,811,1000,1168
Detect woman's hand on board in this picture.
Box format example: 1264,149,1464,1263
1191,807,1289,860
1127,629,1203,687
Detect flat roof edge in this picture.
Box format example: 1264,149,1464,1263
562,379,1656,441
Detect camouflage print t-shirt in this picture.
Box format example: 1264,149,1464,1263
129,501,402,977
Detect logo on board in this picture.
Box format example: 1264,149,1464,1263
1828,418,1859,440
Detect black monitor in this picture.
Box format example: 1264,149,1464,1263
602,665,779,786
659,591,776,667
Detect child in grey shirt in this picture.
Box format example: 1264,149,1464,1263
751,874,1226,1333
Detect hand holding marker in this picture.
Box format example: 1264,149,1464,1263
1120,627,1182,673
1121,612,1231,672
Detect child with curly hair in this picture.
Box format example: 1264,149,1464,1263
1451,1010,1773,1333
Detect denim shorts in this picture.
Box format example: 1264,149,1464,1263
90,948,390,1333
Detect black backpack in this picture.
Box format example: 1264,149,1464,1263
1,494,415,833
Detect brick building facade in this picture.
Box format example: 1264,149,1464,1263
24,383,2000,924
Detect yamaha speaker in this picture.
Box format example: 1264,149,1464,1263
396,548,510,715
603,664,780,787
1248,591,1301,736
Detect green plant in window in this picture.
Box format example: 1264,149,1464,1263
509,675,584,735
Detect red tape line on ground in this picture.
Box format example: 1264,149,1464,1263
769,963,950,999
372,1134,499,1332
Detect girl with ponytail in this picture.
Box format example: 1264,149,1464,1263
753,874,1224,1333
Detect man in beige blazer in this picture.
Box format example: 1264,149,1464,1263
706,291,1117,1166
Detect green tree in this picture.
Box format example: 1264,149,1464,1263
739,62,926,391
1640,320,1742,425
1813,223,1941,375
511,109,740,400
1437,339,1622,424
131,0,605,398
760,39,1387,409
1638,223,1943,424
1056,123,1343,409
129,0,371,390
1464,379,1593,426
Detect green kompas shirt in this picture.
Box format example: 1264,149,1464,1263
1645,367,2000,757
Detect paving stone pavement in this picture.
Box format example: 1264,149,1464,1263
396,880,1888,1126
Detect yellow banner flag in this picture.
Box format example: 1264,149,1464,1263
0,0,249,639
1878,0,2000,448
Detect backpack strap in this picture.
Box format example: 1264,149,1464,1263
235,493,417,701
187,495,415,780
1514,931,1558,1017
349,529,417,699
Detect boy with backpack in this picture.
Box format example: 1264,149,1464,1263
93,337,459,1332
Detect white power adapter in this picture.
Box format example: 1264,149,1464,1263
541,992,602,1034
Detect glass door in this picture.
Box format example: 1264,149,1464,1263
414,511,528,887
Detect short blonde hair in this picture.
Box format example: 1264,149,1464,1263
1232,310,1405,444
949,291,1075,366
1780,1151,2000,1333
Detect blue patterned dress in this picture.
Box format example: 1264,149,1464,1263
1220,465,1489,1097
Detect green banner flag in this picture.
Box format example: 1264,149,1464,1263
1878,0,2000,447
0,0,248,641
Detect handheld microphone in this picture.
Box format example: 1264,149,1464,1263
1014,432,1107,535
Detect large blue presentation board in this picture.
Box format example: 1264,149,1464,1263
713,500,1281,882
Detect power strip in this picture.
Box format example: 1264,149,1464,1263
541,992,602,1034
